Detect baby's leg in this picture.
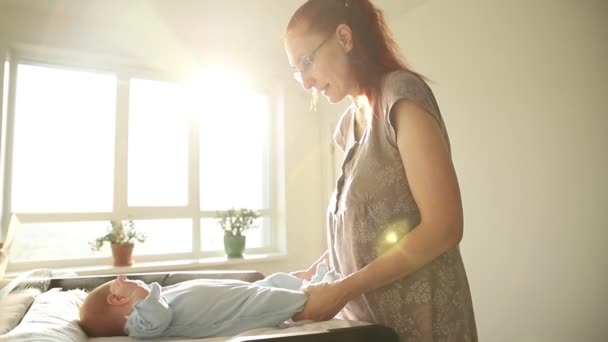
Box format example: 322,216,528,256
253,273,304,291
254,261,341,291
306,260,340,284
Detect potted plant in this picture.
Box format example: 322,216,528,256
216,208,260,258
89,219,146,266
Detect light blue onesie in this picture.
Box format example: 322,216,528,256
124,262,338,338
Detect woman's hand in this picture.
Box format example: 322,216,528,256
293,280,351,321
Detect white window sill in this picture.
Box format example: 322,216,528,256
4,252,288,279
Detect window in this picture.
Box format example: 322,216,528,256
2,55,276,270
128,79,189,207
198,85,270,211
12,64,116,213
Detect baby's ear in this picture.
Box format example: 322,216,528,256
107,293,130,306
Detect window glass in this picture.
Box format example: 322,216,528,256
199,93,270,211
11,64,116,212
128,79,189,207
10,221,110,261
129,219,192,255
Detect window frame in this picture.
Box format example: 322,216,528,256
0,45,284,272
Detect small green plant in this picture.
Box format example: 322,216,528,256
216,208,261,236
89,219,147,251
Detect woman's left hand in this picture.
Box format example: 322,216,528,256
293,280,351,321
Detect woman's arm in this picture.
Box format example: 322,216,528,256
296,100,464,320
342,99,463,297
125,283,173,338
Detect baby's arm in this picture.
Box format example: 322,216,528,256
125,282,172,338
110,275,150,302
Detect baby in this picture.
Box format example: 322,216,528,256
79,262,337,338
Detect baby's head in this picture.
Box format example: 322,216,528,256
79,280,134,337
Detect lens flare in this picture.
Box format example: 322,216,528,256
374,219,411,257
385,231,399,244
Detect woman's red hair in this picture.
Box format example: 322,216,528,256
287,0,422,109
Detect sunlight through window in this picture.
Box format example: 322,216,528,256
128,78,189,206
7,62,274,266
192,69,270,211
12,64,116,212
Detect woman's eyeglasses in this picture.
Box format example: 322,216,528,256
293,35,332,83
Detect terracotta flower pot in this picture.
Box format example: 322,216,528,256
111,243,134,266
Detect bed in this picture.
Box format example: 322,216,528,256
0,269,399,342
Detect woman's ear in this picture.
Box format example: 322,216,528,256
107,294,130,306
335,24,354,52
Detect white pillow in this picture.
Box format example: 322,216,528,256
0,289,40,334
0,288,88,342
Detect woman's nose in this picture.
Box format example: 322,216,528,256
301,75,315,91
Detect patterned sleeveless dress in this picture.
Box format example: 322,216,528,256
328,70,478,341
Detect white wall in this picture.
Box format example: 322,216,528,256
0,2,328,277
389,0,608,341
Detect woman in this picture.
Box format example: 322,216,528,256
284,0,478,340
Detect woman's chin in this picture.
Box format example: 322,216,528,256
328,96,347,104
323,90,345,104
